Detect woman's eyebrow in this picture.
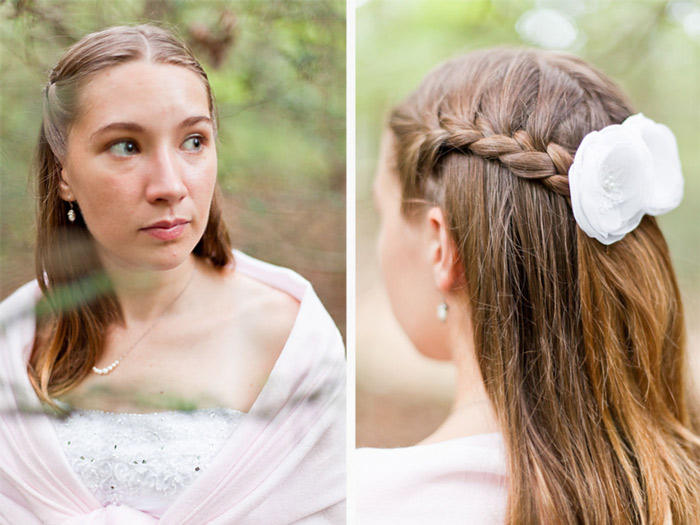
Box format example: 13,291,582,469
89,117,212,141
90,122,144,140
179,116,212,129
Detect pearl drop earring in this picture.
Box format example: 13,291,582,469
67,202,76,222
437,300,448,323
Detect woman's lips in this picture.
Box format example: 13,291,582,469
141,220,189,241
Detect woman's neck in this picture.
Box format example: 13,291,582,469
101,255,198,325
420,322,500,445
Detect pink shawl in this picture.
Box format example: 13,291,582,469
0,252,346,524
355,435,507,524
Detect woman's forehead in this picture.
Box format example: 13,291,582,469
74,61,211,130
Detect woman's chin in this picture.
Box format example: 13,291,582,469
97,244,198,275
142,247,198,272
415,345,452,362
405,327,453,361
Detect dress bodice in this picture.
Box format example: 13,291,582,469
50,407,244,516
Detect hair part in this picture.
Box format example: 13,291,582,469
29,24,233,408
389,48,700,524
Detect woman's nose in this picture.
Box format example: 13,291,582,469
145,146,187,204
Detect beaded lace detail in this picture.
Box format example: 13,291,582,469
50,407,244,512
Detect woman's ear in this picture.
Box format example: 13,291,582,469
426,206,462,293
58,166,73,201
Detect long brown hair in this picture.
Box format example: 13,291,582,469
389,48,700,524
28,24,232,407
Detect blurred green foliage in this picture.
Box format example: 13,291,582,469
0,0,346,331
357,0,700,314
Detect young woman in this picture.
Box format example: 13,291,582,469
357,48,700,524
0,25,345,523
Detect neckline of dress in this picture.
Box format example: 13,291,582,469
57,406,247,418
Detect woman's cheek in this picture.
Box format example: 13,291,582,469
187,158,216,222
378,224,408,320
377,223,395,288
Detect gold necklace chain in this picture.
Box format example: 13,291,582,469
91,270,195,376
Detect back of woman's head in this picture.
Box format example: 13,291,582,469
390,48,700,524
30,24,231,407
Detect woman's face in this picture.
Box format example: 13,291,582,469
373,132,451,360
60,61,217,273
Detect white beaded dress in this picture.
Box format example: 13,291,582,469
50,408,244,515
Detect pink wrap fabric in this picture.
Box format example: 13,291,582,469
0,252,346,524
355,434,507,524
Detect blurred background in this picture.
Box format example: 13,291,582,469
0,0,346,335
357,0,700,447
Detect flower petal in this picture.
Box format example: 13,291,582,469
622,113,683,215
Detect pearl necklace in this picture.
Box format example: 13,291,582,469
92,271,194,375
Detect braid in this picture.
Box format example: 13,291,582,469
392,49,636,206
435,116,573,197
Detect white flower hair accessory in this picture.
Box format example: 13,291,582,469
568,113,684,245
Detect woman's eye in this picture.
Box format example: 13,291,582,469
182,136,204,152
109,140,138,156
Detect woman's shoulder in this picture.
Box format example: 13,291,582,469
230,250,310,301
0,281,40,333
0,281,40,316
356,433,505,472
355,435,507,524
201,252,303,361
0,282,41,379
229,266,301,351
